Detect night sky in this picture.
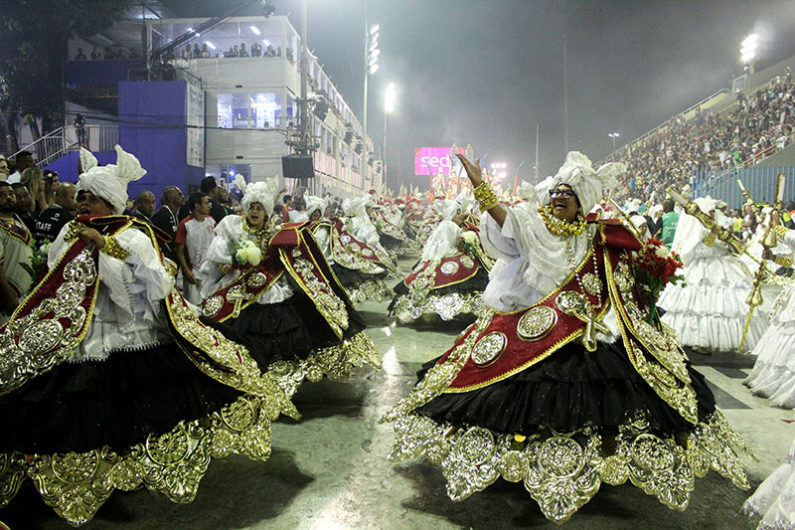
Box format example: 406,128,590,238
174,0,795,189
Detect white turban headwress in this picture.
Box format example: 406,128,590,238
531,151,625,215
76,145,147,214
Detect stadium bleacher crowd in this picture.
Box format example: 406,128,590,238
612,67,795,205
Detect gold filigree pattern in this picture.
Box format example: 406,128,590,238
0,395,277,527
388,410,751,524
0,249,97,394
517,306,558,341
266,331,380,398
331,229,391,274
580,272,602,297
247,272,268,288
389,291,487,322
289,257,349,338
166,289,297,421
346,278,393,304
604,252,699,424
470,332,507,367
100,235,130,260
202,295,224,318
381,313,492,422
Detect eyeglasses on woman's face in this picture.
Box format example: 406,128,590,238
549,189,576,199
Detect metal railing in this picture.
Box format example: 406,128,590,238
10,127,66,168
10,124,120,168
692,164,795,209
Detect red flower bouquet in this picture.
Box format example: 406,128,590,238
632,237,684,323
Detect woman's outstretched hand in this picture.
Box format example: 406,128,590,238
456,154,483,187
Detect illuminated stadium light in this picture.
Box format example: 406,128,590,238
740,33,759,64
250,25,261,36
205,41,217,50
384,82,397,114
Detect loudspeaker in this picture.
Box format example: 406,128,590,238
282,155,314,179
314,100,328,120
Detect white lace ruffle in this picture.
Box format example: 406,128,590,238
743,437,795,528
658,247,776,351
747,316,795,408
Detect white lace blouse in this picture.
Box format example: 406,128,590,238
47,222,174,362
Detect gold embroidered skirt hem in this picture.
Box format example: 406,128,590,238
0,394,278,527
390,291,486,322
267,331,381,397
387,410,752,524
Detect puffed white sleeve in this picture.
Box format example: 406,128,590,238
421,220,461,261
198,215,241,298
100,228,174,323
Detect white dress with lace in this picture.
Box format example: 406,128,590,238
658,211,774,352
743,436,795,529
746,230,795,407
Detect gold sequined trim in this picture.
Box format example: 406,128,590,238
389,291,486,322
0,249,98,394
346,278,393,304
0,395,278,527
266,331,380,398
100,235,131,260
388,411,751,524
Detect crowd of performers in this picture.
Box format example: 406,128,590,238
0,144,794,527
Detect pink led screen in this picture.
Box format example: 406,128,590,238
414,146,465,176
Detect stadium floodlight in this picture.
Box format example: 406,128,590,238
384,82,397,114
740,33,759,65
608,131,620,150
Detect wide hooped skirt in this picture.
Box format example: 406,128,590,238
204,290,380,397
0,341,280,526
385,336,752,523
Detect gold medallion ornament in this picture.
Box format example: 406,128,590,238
440,261,459,275
470,332,507,367
537,205,587,237
460,255,475,269
580,272,602,298
202,295,223,318
517,306,558,341
246,272,268,288
18,320,63,353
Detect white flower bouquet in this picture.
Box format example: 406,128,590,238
457,230,479,256
233,239,262,266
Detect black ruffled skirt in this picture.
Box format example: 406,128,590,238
0,342,242,455
202,291,366,367
380,233,403,251
416,340,715,435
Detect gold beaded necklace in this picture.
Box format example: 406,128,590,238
242,217,270,245
537,204,587,237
